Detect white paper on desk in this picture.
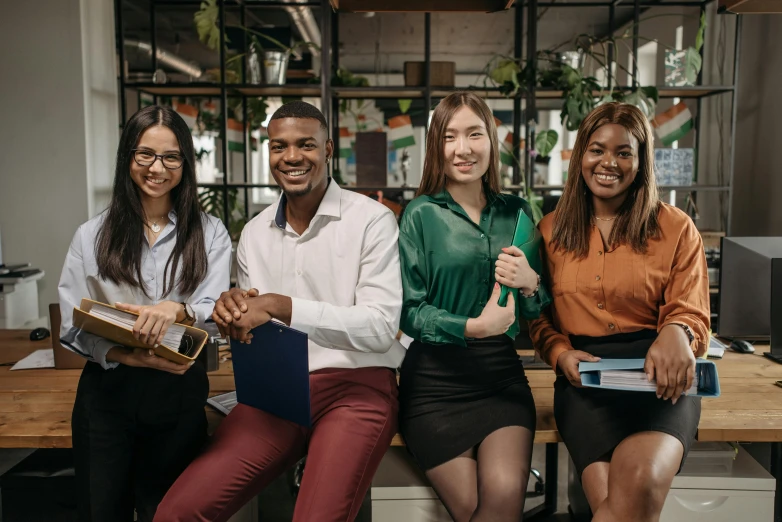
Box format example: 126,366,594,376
10,349,55,370
708,336,728,359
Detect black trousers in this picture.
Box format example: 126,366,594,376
71,361,209,522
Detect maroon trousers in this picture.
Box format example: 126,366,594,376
154,367,398,522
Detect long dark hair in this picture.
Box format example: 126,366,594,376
95,105,207,297
550,102,660,258
417,91,501,197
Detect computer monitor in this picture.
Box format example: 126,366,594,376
767,259,782,363
717,237,782,341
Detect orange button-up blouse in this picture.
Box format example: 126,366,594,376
529,203,710,370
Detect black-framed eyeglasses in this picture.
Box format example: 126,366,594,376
132,149,185,169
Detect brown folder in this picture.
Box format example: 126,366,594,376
72,298,208,365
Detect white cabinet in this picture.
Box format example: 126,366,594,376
662,446,775,522
371,448,451,522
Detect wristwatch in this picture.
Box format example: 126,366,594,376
673,323,695,345
181,302,195,324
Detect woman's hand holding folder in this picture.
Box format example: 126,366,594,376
106,347,192,375
644,325,697,404
494,246,538,295
557,350,602,387
115,301,184,347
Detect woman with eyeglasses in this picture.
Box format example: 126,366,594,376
58,105,231,522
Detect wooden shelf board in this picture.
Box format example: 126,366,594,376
330,0,513,12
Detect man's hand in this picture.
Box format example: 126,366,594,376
227,303,273,343
213,291,291,343
644,325,696,404
556,350,601,387
212,288,259,336
107,347,192,375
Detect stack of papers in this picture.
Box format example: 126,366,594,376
207,391,238,415
707,336,728,359
89,303,185,352
599,369,699,395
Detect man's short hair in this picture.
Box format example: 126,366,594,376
269,101,328,135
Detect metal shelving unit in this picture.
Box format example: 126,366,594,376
114,0,741,231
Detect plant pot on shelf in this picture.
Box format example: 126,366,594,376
404,61,455,87
264,50,290,85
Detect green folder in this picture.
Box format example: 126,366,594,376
498,210,543,307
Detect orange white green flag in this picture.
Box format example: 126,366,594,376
651,102,693,146
388,115,416,150
172,102,198,130
227,119,245,152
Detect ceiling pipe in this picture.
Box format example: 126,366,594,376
124,39,203,79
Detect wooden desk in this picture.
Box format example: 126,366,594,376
4,328,782,447
3,329,782,517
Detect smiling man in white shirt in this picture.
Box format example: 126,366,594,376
155,101,404,522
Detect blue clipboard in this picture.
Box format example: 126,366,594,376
231,321,312,427
578,358,721,397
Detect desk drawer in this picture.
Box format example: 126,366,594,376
662,489,773,521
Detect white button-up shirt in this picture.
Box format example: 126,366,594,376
237,181,405,372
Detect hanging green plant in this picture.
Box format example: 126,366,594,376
560,71,601,131
194,0,222,50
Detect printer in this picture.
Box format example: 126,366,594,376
0,230,46,329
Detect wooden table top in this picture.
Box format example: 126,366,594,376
2,329,782,449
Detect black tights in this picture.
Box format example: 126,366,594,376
424,426,534,522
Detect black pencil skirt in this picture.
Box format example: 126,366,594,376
555,329,701,476
399,336,536,471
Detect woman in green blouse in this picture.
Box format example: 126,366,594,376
398,91,550,522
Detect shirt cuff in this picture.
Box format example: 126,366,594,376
91,341,120,370
190,302,213,329
425,311,468,347
659,319,706,355
547,342,574,375
290,297,324,336
63,328,120,370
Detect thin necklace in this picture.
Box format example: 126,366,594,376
594,215,617,222
147,216,165,233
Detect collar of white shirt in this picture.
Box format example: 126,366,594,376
269,178,340,230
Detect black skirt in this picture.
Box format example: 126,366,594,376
398,336,536,470
555,330,701,476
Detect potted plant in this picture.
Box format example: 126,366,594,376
194,0,319,85
482,12,707,133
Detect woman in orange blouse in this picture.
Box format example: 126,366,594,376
529,102,710,522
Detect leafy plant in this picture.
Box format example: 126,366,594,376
198,186,247,241
535,130,559,158
559,68,601,131
331,67,370,87
194,0,320,82
483,12,707,130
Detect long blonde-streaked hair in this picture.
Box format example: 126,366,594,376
551,102,660,258
417,91,501,197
